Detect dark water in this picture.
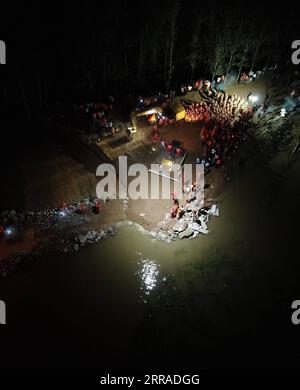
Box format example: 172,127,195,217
1,154,300,370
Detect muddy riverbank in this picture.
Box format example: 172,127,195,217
0,144,299,370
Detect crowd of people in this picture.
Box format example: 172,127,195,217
212,92,249,124
156,113,175,127
183,86,252,170
72,99,122,137
135,92,176,130
73,101,113,116
136,93,170,111
150,114,176,142
147,82,252,169
239,70,264,84
73,81,252,169
197,93,251,170
185,102,211,123
186,91,249,127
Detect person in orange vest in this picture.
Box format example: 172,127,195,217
94,200,102,214
171,204,179,218
166,143,173,154
215,155,222,167
152,132,160,142
175,147,182,157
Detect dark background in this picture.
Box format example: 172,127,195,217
1,0,300,375
1,1,299,119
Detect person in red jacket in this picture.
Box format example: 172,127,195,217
79,202,87,213
59,201,67,211
166,143,173,154
94,200,102,214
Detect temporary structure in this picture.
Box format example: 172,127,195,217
169,99,185,121
130,107,163,131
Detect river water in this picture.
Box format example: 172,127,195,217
1,152,300,370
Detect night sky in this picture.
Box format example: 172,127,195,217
1,1,299,118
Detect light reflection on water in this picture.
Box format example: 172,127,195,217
136,257,159,302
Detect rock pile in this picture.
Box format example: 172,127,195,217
0,197,106,231
0,225,117,278
152,185,219,241
75,227,116,249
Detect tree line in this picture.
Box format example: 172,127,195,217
0,0,297,118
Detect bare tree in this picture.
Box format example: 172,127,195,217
166,1,180,91
188,19,205,82
20,80,31,120
138,33,145,81
250,30,264,72
237,42,249,81
224,20,244,83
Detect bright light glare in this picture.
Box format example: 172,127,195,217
141,259,159,293
280,108,287,117
249,95,258,103
136,258,159,298
4,227,14,237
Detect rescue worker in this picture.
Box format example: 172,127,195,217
59,201,67,212
79,202,87,213
94,200,102,214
